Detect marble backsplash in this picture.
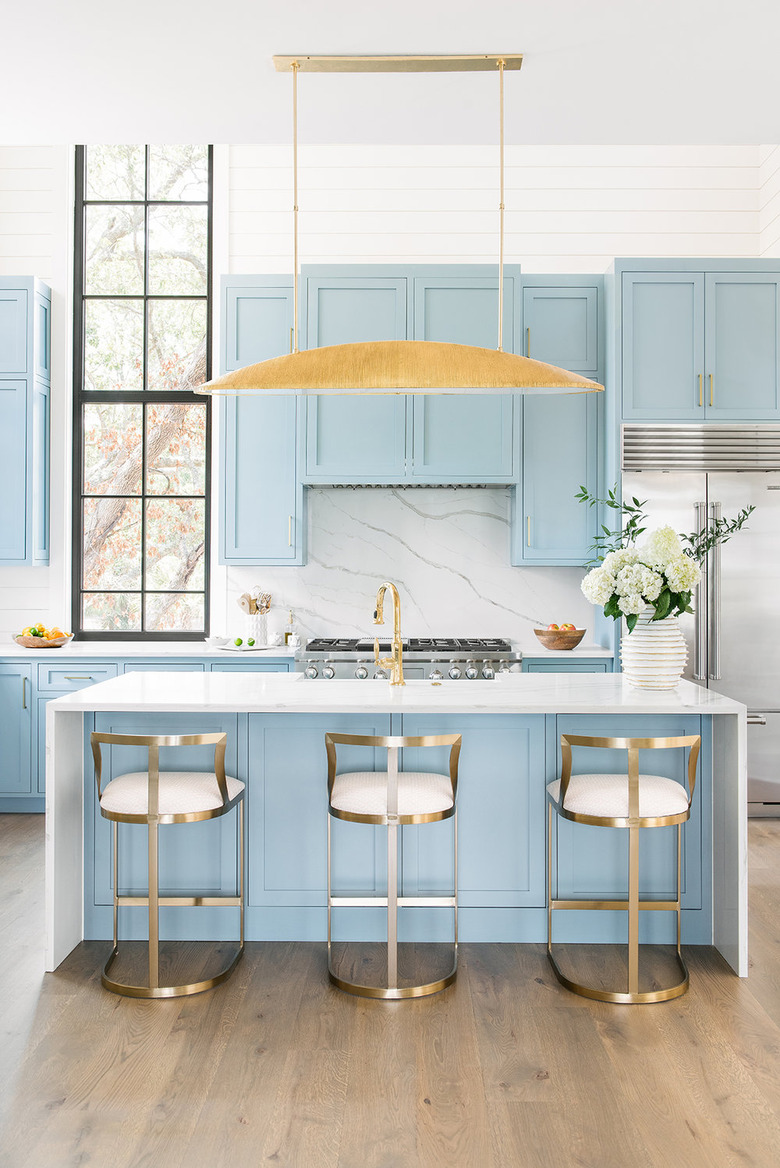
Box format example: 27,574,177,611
223,487,599,648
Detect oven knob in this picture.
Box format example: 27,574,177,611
322,660,335,679
354,660,369,680
498,659,511,674
448,661,462,680
465,659,478,680
429,664,444,683
304,661,318,679
373,668,388,680
482,660,495,679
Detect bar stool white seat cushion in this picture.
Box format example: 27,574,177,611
546,773,689,819
100,771,245,817
331,770,453,817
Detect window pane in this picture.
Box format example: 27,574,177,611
83,403,143,496
147,300,207,392
148,205,207,294
83,592,142,633
83,498,142,589
145,592,205,633
85,205,145,295
84,299,144,392
145,499,205,590
149,145,209,201
146,403,206,495
85,145,145,201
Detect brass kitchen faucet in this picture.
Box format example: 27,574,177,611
373,581,405,686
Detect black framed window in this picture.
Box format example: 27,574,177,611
72,145,212,639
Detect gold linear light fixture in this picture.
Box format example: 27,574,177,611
197,54,603,397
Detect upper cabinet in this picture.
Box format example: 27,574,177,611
512,279,603,566
301,266,521,485
220,279,304,565
621,266,780,421
303,274,408,483
0,278,50,566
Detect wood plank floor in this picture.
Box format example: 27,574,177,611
3,813,780,1167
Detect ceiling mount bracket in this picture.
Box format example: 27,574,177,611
272,54,523,73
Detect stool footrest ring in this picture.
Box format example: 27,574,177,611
101,941,244,999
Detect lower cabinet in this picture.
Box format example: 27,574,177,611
0,664,32,801
523,659,610,673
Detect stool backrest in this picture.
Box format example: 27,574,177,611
90,731,229,818
324,732,462,806
559,733,701,820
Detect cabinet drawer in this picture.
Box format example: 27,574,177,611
123,661,206,673
37,663,118,692
523,660,610,673
210,660,291,673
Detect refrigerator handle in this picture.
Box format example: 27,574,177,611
709,502,722,680
693,501,707,680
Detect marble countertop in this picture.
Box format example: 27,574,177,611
47,670,743,716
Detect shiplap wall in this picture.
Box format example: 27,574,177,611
0,146,71,636
229,144,762,273
0,143,778,635
759,145,780,257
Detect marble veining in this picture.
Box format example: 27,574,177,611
225,487,594,642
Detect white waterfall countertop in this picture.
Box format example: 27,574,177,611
47,669,743,716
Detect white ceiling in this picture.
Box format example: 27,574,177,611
7,0,780,145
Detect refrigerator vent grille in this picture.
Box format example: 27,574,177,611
622,425,780,471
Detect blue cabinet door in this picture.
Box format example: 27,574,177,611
705,273,780,419
0,381,28,561
516,391,600,564
622,272,705,420
409,273,516,483
303,276,407,482
0,664,32,796
399,715,547,939
514,280,602,565
523,660,610,673
32,379,49,564
0,286,28,374
220,281,304,565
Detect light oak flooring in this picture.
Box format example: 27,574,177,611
2,814,780,1167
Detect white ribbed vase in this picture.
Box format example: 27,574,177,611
620,607,688,690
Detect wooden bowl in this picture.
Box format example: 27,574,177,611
14,634,74,649
533,628,586,651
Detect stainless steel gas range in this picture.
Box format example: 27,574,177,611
295,638,522,681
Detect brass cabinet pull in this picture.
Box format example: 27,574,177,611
526,327,531,357
22,676,27,709
65,675,93,680
288,515,293,546
698,373,703,408
289,326,294,354
527,515,531,546
709,373,714,407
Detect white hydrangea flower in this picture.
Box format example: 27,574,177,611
601,548,640,575
640,525,684,569
615,563,664,601
581,566,616,606
664,554,701,592
617,592,646,615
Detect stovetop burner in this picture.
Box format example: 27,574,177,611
304,637,513,654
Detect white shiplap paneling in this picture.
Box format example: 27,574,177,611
760,145,780,257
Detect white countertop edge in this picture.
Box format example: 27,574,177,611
46,671,744,717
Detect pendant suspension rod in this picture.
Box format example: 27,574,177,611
292,60,300,353
497,58,505,353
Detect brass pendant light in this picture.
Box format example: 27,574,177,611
197,55,603,398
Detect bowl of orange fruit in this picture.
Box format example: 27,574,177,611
14,623,73,649
533,622,586,651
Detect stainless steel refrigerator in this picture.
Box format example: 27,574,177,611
622,425,780,815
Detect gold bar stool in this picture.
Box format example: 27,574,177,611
325,732,461,1000
91,731,245,999
547,732,700,1004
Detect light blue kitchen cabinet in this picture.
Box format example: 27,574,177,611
705,273,780,418
621,266,780,421
399,714,547,940
210,659,291,672
408,271,519,483
513,278,603,566
0,664,33,802
220,279,304,565
303,274,408,483
0,279,51,565
523,659,610,673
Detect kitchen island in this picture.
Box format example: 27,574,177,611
45,671,747,975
